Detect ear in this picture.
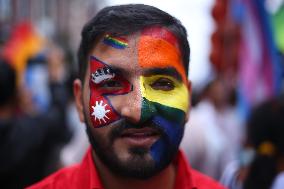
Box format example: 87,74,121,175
73,79,85,123
185,80,192,122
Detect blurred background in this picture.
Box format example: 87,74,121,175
0,0,283,188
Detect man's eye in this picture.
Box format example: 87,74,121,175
99,80,123,90
150,78,175,91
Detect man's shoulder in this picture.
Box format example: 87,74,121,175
191,169,227,189
27,164,80,189
176,150,226,189
27,148,99,189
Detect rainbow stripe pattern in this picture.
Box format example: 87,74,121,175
137,27,189,164
231,0,283,118
103,34,128,49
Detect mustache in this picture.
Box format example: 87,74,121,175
109,119,164,142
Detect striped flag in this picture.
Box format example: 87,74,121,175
232,0,283,118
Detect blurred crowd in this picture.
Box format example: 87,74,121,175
0,1,102,187
0,22,89,188
180,1,284,189
0,0,284,189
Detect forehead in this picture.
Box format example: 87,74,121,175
90,32,138,69
90,27,186,81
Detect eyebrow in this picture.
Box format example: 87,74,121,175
101,65,124,75
143,67,182,81
90,56,125,75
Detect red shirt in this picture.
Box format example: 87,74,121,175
27,148,226,189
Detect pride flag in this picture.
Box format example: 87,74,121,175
1,22,44,82
232,0,283,118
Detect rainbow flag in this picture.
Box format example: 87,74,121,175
1,22,44,82
272,5,284,54
231,0,283,118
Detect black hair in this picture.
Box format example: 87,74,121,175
77,4,190,82
0,59,16,106
243,96,284,189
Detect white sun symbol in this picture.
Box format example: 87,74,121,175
91,100,111,124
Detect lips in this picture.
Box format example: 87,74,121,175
120,128,160,147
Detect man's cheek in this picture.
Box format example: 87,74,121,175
139,77,187,163
150,115,184,163
140,99,185,164
89,93,120,128
88,56,132,128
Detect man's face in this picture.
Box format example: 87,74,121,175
76,26,190,179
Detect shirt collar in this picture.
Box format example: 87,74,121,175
79,147,104,189
173,150,197,189
81,147,196,189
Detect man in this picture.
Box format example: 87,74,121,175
28,4,226,189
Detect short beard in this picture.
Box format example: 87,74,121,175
85,119,179,179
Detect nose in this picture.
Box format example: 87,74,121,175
120,78,158,124
119,84,142,123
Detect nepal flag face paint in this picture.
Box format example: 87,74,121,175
89,56,132,128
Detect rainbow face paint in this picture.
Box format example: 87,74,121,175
138,26,189,165
89,56,132,127
88,27,189,174
103,34,128,49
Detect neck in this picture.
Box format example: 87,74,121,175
92,151,176,189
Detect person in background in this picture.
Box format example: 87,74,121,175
221,96,284,189
181,77,243,180
28,4,226,189
0,57,71,189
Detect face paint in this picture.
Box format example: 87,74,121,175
91,67,115,84
138,27,189,165
140,75,188,163
89,56,132,127
140,75,188,112
103,34,128,49
141,26,180,50
139,26,187,82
